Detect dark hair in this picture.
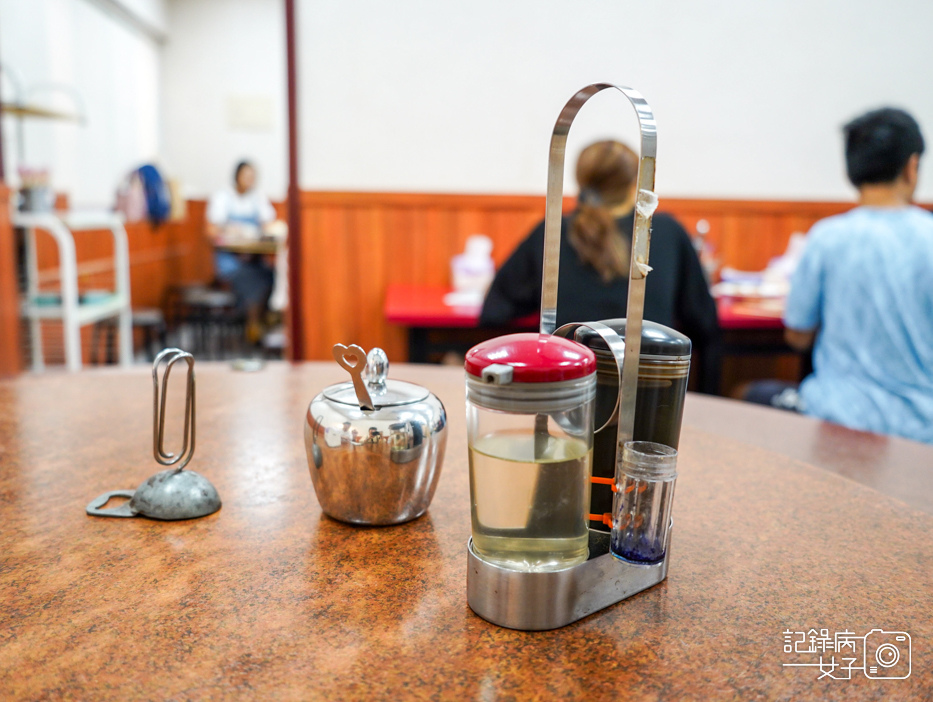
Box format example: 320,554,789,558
570,141,638,282
844,108,924,186
234,160,254,185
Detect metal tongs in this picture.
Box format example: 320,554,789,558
86,348,222,520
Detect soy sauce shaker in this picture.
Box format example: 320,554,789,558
574,320,690,523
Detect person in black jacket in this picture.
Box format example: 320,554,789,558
480,140,721,393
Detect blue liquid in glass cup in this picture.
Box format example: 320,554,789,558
610,442,677,565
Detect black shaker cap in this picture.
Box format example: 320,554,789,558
573,319,692,357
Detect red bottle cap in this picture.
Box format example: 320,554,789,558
465,333,596,383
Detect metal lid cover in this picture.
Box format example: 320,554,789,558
574,319,692,358
323,379,429,408
465,333,596,383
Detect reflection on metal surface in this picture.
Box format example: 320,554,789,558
310,415,324,468
554,322,626,434
388,420,426,465
467,529,669,631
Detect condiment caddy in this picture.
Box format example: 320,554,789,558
465,83,684,630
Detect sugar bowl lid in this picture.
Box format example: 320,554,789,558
325,344,428,409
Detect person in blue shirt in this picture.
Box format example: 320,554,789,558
763,108,933,444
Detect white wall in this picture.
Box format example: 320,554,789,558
0,0,163,207
111,0,167,34
4,1,933,205
160,0,287,200
295,0,933,201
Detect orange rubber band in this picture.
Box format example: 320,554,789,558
591,476,619,492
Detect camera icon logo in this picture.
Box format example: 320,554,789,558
864,629,911,679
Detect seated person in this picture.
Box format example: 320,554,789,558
767,107,933,444
206,160,276,341
480,140,721,393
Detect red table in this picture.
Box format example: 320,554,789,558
385,284,785,331
384,284,488,328
385,284,789,359
384,285,537,362
716,296,785,330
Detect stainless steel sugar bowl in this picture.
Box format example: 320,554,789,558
304,344,448,525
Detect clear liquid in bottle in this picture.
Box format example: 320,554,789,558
469,429,592,572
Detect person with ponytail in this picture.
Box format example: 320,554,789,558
480,140,721,393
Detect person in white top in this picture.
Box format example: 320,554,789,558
206,161,276,341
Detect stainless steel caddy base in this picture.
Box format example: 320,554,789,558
467,529,669,631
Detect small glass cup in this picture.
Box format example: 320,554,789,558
610,441,678,565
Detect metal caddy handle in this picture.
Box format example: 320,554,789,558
467,83,669,631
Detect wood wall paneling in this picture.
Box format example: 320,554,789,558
0,184,20,377
297,191,573,361
294,192,867,366
661,199,853,271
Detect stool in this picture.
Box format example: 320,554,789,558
132,308,168,361
261,326,286,360
179,287,245,360
91,308,168,364
164,283,211,329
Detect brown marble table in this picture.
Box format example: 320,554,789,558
683,394,933,516
1,363,931,700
